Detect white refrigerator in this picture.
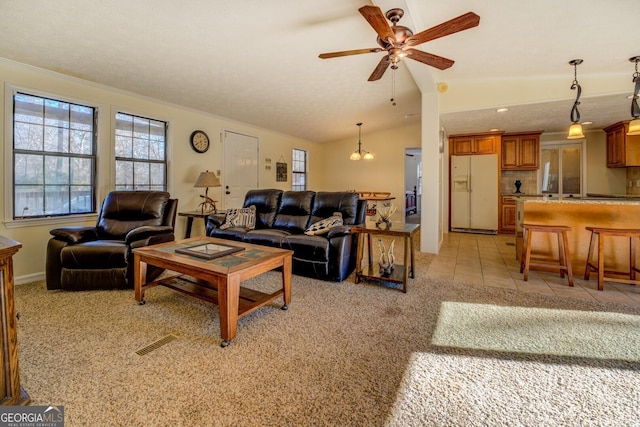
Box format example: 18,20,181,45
451,154,498,232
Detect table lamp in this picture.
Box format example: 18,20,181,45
194,170,221,213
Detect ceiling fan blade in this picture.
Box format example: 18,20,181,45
368,56,391,81
359,5,395,43
406,12,480,46
406,49,455,70
319,48,382,59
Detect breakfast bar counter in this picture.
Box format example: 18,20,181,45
516,198,640,274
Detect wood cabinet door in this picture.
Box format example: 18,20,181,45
451,137,473,155
606,126,625,167
474,136,496,154
501,204,516,232
501,137,518,169
519,136,539,169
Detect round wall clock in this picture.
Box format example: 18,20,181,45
189,130,210,153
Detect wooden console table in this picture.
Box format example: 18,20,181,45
0,236,30,405
352,223,420,293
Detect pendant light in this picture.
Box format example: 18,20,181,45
567,59,585,139
628,56,640,136
349,123,373,160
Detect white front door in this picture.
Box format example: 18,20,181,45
222,130,259,209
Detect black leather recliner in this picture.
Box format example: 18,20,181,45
206,189,366,282
46,191,178,291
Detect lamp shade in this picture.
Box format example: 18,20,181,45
363,152,374,160
350,152,362,161
628,118,640,136
194,170,221,188
567,123,585,139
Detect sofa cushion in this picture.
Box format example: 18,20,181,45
304,212,343,235
243,229,290,247
219,205,256,230
281,235,330,262
60,241,128,269
243,189,282,228
97,191,170,238
272,191,315,234
310,192,360,226
209,227,249,242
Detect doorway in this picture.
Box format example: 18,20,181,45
405,148,421,224
222,130,259,209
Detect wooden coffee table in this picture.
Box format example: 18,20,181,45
133,237,293,347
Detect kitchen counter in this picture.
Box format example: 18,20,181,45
515,199,640,273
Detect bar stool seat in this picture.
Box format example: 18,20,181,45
584,226,640,291
520,224,574,286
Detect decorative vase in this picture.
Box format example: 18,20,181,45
514,179,522,194
377,239,395,275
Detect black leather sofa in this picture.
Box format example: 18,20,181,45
46,191,178,291
206,189,366,281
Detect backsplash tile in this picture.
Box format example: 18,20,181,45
627,167,640,195
501,170,538,194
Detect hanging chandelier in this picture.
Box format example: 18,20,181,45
567,59,585,139
349,123,374,160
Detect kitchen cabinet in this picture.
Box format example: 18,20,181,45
449,132,501,155
501,132,541,170
499,195,516,233
605,121,640,167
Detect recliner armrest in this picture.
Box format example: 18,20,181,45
125,225,175,244
50,226,99,243
326,225,353,239
206,213,227,235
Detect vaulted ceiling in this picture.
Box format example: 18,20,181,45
0,0,637,142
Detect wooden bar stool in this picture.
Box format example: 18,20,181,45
520,224,574,286
584,227,640,291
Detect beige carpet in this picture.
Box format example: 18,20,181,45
14,252,640,426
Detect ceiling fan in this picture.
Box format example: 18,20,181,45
319,5,480,81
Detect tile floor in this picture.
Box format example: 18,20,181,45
427,231,640,307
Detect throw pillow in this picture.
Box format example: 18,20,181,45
219,205,257,230
304,212,343,236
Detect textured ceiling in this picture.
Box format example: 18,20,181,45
0,0,637,142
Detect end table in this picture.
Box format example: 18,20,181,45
178,211,212,238
352,223,420,293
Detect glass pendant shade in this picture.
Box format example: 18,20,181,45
363,152,374,160
628,118,640,136
567,123,585,139
350,151,362,161
349,122,373,160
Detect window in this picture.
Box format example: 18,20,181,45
115,112,167,191
13,92,96,219
292,148,307,191
539,141,584,198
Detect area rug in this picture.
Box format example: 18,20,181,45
14,267,640,426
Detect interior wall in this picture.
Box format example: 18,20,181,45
319,122,421,224
0,59,321,282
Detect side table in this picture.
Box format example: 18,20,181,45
352,223,420,293
178,211,212,238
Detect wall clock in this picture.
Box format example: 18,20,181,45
189,130,210,153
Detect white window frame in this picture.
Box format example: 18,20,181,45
3,84,102,229
292,148,307,191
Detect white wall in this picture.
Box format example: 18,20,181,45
319,122,421,224
0,59,322,282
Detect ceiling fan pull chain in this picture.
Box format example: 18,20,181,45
391,66,397,106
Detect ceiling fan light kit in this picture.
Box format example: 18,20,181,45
567,59,585,139
628,56,640,136
319,6,480,82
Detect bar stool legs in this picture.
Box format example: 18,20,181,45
584,227,640,291
520,224,574,287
